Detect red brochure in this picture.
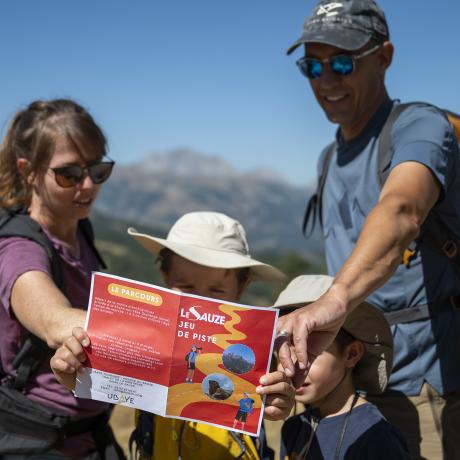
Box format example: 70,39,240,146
75,272,279,436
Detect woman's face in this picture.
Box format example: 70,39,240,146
31,136,103,224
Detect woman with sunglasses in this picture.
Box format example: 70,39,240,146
0,99,124,459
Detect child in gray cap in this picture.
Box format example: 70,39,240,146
275,275,410,460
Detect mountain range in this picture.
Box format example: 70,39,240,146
95,148,323,260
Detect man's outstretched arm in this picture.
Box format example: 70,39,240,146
277,161,441,383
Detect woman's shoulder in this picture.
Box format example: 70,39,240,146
0,236,49,267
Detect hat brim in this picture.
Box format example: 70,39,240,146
287,27,371,55
127,228,286,283
273,275,334,309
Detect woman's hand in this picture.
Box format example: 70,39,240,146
50,327,90,391
256,370,295,420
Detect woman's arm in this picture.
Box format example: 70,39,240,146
11,270,86,349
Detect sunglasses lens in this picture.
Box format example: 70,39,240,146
53,166,82,188
306,60,323,79
88,162,114,184
298,59,323,79
330,55,354,76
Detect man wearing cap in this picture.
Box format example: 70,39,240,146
277,1,460,458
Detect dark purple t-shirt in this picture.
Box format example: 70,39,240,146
0,227,110,456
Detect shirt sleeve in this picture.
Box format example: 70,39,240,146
390,105,458,195
0,237,51,316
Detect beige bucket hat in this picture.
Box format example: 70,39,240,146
274,275,393,395
127,212,286,282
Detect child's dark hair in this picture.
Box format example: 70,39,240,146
158,248,251,285
334,328,357,351
0,99,107,209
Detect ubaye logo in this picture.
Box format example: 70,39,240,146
180,305,226,325
107,393,135,404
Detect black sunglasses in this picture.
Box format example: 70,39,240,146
49,160,115,188
296,44,381,79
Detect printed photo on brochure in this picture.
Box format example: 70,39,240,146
75,272,279,436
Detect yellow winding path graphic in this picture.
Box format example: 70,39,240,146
167,305,260,416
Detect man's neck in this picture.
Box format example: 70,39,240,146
340,90,390,142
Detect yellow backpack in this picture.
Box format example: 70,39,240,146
130,410,260,460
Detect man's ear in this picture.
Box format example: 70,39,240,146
345,340,365,369
379,41,394,73
16,158,34,184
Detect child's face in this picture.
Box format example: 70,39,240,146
162,254,245,302
288,341,350,407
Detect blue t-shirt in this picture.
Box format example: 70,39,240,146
321,99,460,395
239,397,255,413
280,403,410,460
188,351,197,363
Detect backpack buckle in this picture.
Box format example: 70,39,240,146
402,248,416,267
442,240,458,258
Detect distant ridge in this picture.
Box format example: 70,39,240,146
95,149,323,260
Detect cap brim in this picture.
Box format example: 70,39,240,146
287,27,371,55
274,275,334,309
127,228,286,283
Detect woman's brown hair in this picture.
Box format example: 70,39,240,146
0,99,107,209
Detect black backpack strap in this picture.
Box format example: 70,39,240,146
79,218,107,269
129,411,154,459
420,212,460,280
302,141,336,237
376,103,411,185
10,335,53,390
0,207,63,390
376,102,442,186
0,207,65,291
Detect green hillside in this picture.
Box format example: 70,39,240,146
91,212,326,307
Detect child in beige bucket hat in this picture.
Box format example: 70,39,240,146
51,211,292,460
127,211,286,285
275,275,410,460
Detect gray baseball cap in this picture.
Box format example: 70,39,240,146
287,0,389,55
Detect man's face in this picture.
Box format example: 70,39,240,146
305,42,391,140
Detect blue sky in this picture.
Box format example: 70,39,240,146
1,1,459,185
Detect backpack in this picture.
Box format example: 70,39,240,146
185,352,190,361
129,411,263,460
0,205,106,390
302,102,460,275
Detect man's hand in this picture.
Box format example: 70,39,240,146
256,370,295,420
275,295,346,387
50,327,90,391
